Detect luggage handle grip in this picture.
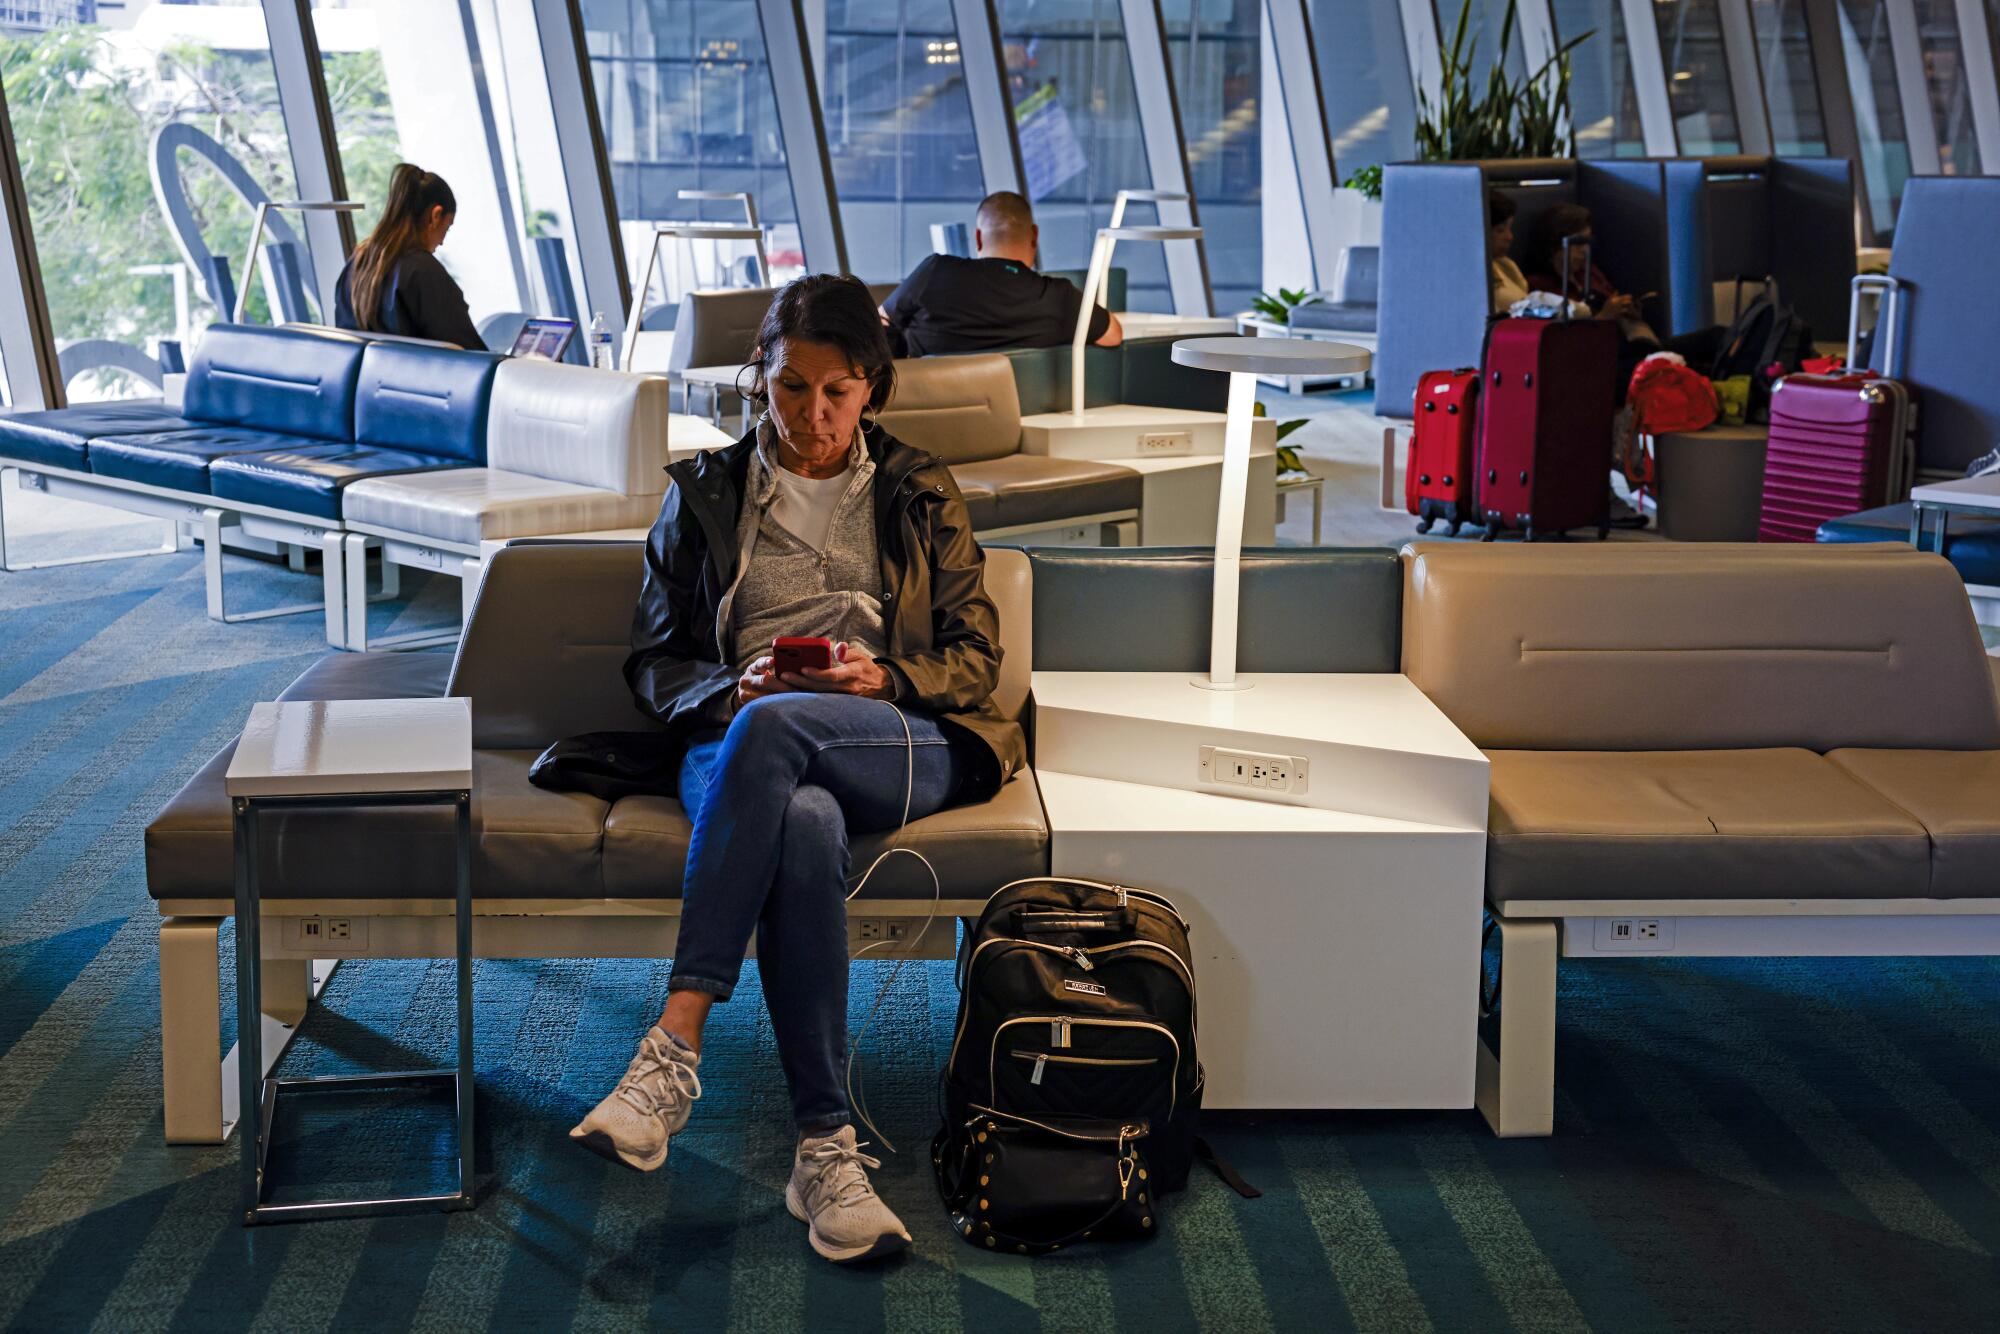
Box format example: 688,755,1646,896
1848,274,1902,378
1558,236,1591,323
1012,907,1137,935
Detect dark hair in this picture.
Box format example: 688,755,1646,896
349,164,457,332
1487,189,1517,229
1532,203,1594,274
976,190,1035,243
747,274,896,413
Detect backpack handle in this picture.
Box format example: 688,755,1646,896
1011,907,1137,936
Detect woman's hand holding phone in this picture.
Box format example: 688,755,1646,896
738,639,892,708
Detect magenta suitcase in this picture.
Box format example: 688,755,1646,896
1758,277,1916,542
1474,310,1618,541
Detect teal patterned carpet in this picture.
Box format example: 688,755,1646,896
4,533,2000,1331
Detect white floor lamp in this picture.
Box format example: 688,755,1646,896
1107,189,1189,228
1071,225,1203,421
1171,336,1378,690
621,223,770,371
234,200,363,325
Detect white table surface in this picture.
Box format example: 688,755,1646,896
680,363,750,387
1172,335,1371,376
1115,312,1241,340
668,413,735,451
226,698,472,798
1911,474,2000,510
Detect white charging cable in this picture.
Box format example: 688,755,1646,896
838,697,941,1154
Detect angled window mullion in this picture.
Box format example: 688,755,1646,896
1958,0,2000,170
1621,0,1683,154
1122,0,1212,313
1885,0,1945,174
532,0,630,325
1719,0,1775,154
1262,0,1343,296
0,73,60,410
757,0,848,275
1400,0,1444,110
953,0,1027,195
262,0,354,322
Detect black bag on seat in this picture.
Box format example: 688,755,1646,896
932,878,1204,1253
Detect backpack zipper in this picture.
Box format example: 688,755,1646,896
1014,1050,1158,1086
965,1103,1147,1144
946,937,1199,1073
990,1016,1180,1121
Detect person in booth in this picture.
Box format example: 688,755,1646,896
1488,190,1530,314
877,190,1124,356
333,163,485,350
564,275,1024,1264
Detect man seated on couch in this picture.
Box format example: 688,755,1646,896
878,191,1123,357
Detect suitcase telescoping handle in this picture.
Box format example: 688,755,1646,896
1847,274,1903,378
1558,236,1591,324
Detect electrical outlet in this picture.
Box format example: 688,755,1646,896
884,921,911,942
298,916,325,944
286,916,367,950
1198,745,1310,796
326,918,352,942
1594,917,1674,952
855,918,884,942
1138,431,1193,456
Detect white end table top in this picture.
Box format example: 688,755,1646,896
226,698,473,798
1172,335,1371,376
1115,313,1241,340
680,363,750,388
1911,474,2000,510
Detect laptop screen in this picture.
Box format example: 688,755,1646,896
508,317,577,362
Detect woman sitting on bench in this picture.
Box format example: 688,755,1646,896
568,274,1025,1265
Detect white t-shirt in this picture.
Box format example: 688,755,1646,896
769,461,856,553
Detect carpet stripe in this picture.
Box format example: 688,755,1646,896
1275,1129,1430,1334
1345,1132,1509,1330
1413,1134,1590,1333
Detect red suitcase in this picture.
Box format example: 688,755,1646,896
1474,265,1618,541
1758,276,1916,542
1407,369,1479,534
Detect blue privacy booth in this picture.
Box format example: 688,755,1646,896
1374,156,1856,417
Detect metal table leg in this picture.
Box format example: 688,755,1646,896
235,789,476,1226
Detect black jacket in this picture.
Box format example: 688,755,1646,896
538,424,1025,803
334,249,484,351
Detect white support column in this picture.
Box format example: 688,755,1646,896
1207,370,1257,686
531,0,631,335
953,0,1027,196
1475,916,1558,1138
1622,0,1683,155
1262,0,1345,295
261,0,354,320
1398,0,1443,112
1718,0,1774,155
1959,0,2000,173
1120,0,1213,314
757,0,849,276
1886,0,1945,176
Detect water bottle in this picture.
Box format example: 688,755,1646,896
589,312,615,370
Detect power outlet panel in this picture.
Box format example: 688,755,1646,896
849,918,919,946
1138,431,1193,456
1593,917,1675,952
1197,745,1311,797
286,916,367,950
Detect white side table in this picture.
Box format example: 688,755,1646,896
226,698,475,1226
1910,474,2000,550
1277,470,1323,544
679,364,753,433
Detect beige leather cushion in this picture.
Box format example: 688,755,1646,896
1828,749,2000,898
1402,542,2000,751
487,357,673,493
601,768,1050,899
1485,748,1931,904
877,354,1022,466
343,468,662,545
951,455,1141,531
984,547,1031,722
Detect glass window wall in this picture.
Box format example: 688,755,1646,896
1654,0,1741,154
1,0,299,402
1164,0,1258,316
1314,0,1417,185
1752,0,1829,154
997,0,1164,311
582,0,802,313
1913,0,1980,175
1835,0,1912,235
1434,0,1527,86
820,0,984,286
1551,0,1646,158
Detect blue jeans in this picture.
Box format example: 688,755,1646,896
670,692,969,1130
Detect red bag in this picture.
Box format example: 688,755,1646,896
1626,356,1718,436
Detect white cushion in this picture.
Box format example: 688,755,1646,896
487,358,672,494
343,467,664,545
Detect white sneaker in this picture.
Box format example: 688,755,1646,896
568,1026,702,1172
784,1126,911,1263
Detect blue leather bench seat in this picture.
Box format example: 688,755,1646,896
1818,502,2000,586
0,400,195,472
207,341,500,519
208,443,465,519
86,426,319,493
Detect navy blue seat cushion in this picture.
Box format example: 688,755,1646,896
208,443,462,520
1818,502,2000,586
1288,302,1378,334
354,341,502,464
0,400,195,472
182,324,366,443
86,427,317,494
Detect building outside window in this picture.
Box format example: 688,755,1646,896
1313,0,1417,185
1913,0,1980,175
1836,0,1913,235
582,0,802,314
820,0,984,286
997,0,1165,311
1,0,300,402
1654,0,1741,154
1552,0,1646,158
1752,0,1830,154
1164,0,1259,316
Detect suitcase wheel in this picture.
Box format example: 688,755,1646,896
1447,520,1464,537
1414,516,1434,535
1524,526,1538,542
1481,522,1499,542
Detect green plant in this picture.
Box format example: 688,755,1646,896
1416,0,1590,162
1274,419,1309,475
1343,164,1383,202
1249,286,1319,323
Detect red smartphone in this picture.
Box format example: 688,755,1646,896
771,636,834,676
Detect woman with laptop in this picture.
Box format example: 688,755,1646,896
334,163,485,350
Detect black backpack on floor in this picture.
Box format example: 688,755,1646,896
933,878,1246,1255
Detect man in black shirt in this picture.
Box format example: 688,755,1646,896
878,192,1123,358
